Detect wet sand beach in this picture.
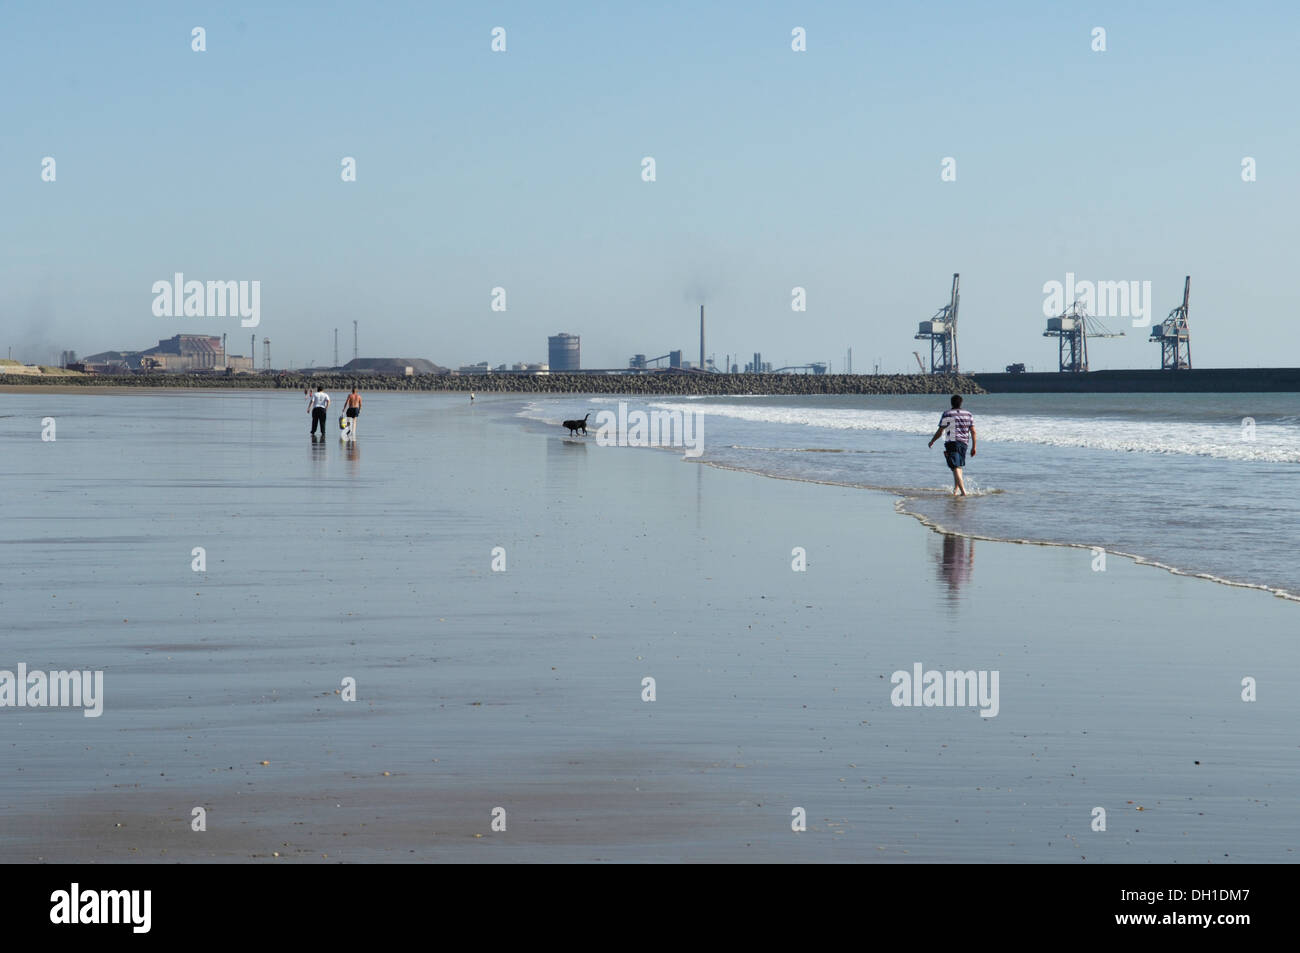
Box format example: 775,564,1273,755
1,392,1296,862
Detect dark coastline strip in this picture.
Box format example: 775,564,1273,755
2,372,985,396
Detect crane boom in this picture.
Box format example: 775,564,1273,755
949,273,960,374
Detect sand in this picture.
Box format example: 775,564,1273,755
0,391,1295,862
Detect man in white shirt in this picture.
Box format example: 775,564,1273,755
310,388,331,438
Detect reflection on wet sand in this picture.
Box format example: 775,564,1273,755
545,433,588,488
936,533,974,598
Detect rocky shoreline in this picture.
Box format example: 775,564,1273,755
4,371,985,396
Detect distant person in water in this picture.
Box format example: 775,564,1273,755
310,387,330,437
928,394,976,496
470,392,475,403
344,387,361,424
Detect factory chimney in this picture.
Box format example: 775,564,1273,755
699,305,705,370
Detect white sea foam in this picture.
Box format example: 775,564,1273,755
644,401,1300,464
516,397,1300,598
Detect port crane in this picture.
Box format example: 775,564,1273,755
912,351,927,374
914,273,960,374
1150,276,1191,370
1043,302,1124,372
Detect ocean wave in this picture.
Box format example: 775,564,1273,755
647,401,1300,464
513,397,1299,601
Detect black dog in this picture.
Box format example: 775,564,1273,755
562,412,591,436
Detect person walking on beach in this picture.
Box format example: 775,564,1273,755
344,387,361,427
928,394,976,496
310,387,330,437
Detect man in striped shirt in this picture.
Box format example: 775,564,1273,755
928,394,976,496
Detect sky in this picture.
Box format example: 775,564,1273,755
3,1,1298,372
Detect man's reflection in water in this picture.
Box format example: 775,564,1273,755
345,438,360,469
936,533,974,600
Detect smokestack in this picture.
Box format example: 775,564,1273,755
699,305,705,370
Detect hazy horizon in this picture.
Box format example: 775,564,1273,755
4,1,1297,372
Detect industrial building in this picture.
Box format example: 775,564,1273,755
548,333,580,371
628,350,683,369
81,334,246,373
454,361,548,375
74,332,260,373
138,334,224,371
342,358,442,376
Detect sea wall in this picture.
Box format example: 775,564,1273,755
4,372,986,396
973,368,1300,393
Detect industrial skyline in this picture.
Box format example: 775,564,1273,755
4,5,1297,374
32,274,1208,377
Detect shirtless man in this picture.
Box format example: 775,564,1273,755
344,388,362,430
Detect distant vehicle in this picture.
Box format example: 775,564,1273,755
1005,363,1026,374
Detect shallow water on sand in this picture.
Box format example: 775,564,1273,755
521,393,1300,599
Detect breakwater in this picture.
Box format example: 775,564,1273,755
5,372,986,396
973,367,1300,393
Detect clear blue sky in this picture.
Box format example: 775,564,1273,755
3,0,1297,371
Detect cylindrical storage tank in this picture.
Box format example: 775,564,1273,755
548,333,581,371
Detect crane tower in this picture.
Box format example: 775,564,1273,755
1043,302,1124,372
1150,276,1192,370
914,273,960,374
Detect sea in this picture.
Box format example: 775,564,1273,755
519,392,1300,601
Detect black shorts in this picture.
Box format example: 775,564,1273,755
345,407,359,418
943,441,967,469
